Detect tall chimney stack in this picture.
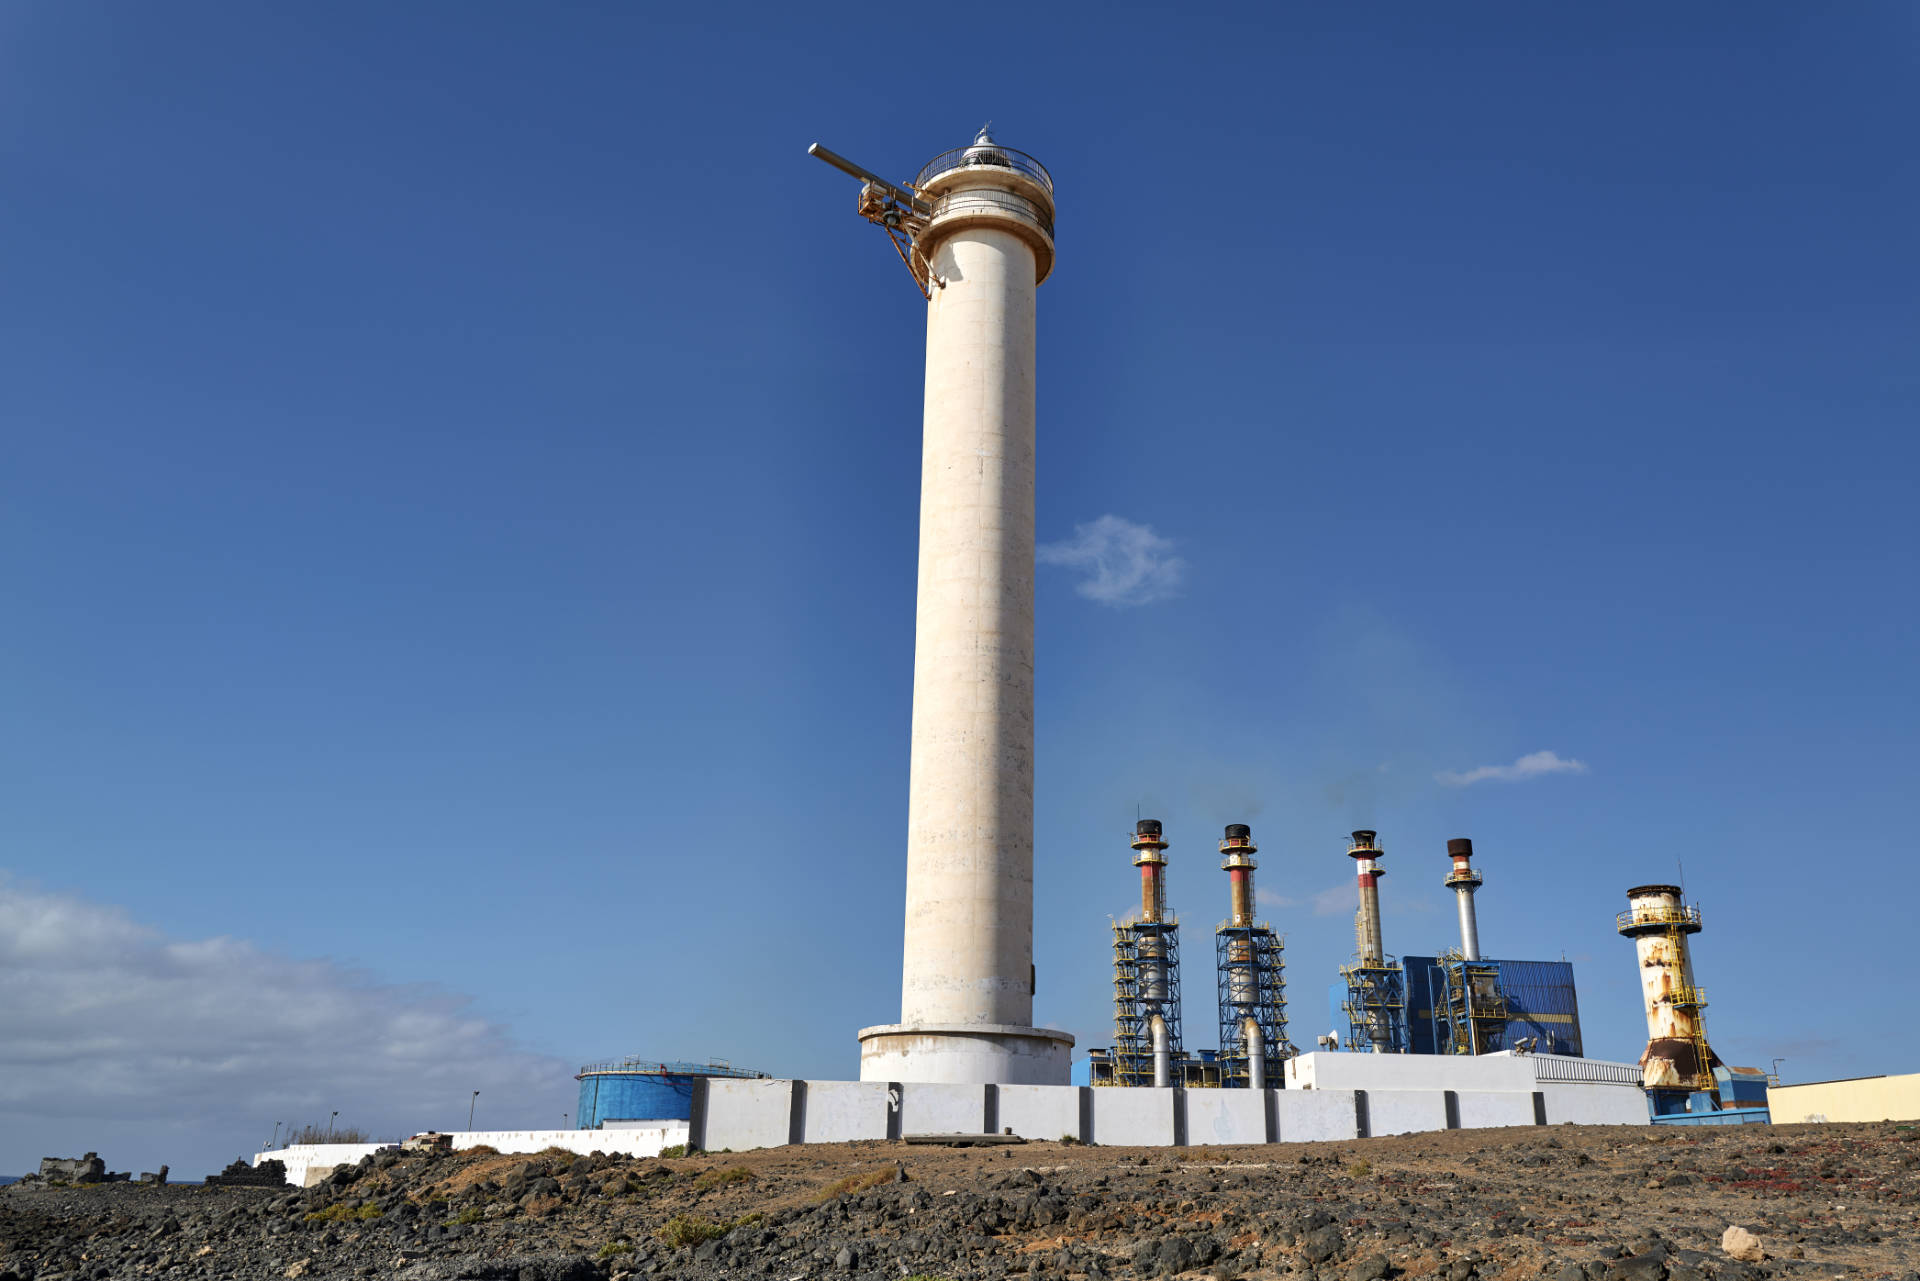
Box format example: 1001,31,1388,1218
1348,830,1385,963
1617,885,1720,1108
1444,838,1483,962
1221,823,1257,928
1133,819,1168,924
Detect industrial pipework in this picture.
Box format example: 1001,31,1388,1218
1617,884,1720,1110
1338,830,1410,1054
1107,820,1184,1087
1444,838,1483,961
1214,824,1293,1086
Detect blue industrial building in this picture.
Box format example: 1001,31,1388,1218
1326,958,1584,1057
574,1058,768,1128
1405,956,1583,1057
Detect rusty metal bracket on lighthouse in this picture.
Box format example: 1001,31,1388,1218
810,142,938,298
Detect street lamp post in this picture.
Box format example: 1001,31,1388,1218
328,1111,338,1141
468,1090,479,1132
271,1121,282,1148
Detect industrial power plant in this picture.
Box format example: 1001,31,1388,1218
249,124,1901,1185
1087,824,1588,1095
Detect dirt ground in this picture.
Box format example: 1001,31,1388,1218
5,1120,1918,1280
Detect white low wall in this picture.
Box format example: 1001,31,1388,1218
1539,1081,1648,1125
1277,1089,1361,1141
1089,1086,1176,1146
998,1084,1083,1141
454,1127,687,1158
799,1081,890,1143
253,1125,690,1187
702,1079,798,1152
899,1082,988,1135
257,1143,389,1187
1455,1091,1540,1129
1187,1089,1269,1145
1365,1089,1452,1136
1290,1051,1536,1093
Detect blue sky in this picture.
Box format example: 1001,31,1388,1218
3,2,1916,1175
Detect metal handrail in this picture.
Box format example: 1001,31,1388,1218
914,144,1053,194
574,1058,766,1078
1616,905,1702,930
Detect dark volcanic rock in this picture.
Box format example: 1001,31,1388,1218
7,1122,1920,1280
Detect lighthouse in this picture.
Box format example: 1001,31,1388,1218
811,129,1072,1085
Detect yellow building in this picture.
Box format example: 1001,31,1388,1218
1767,1073,1920,1124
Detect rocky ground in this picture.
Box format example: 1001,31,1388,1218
4,1122,1918,1281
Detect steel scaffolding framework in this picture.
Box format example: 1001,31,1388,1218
1429,948,1511,1055
1213,922,1292,1087
1340,956,1410,1054
1108,916,1183,1087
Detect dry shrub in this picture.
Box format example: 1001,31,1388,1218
656,1214,731,1248
813,1167,898,1202
693,1166,752,1191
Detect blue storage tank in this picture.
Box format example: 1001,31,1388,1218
575,1057,769,1128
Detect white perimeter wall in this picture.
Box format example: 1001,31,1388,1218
254,1124,690,1187
1288,1051,1536,1093
257,1143,389,1188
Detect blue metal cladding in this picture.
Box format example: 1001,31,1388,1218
1403,957,1584,1057
577,1072,698,1126
1498,959,1583,1057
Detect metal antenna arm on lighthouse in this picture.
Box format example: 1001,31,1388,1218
814,131,1070,1085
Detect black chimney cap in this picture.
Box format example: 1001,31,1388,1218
1135,819,1162,837
1352,829,1377,844
1224,823,1251,840
1447,838,1473,857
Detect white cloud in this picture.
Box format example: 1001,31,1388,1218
1037,515,1186,607
1312,884,1355,917
0,877,571,1176
1434,749,1590,788
1254,887,1297,909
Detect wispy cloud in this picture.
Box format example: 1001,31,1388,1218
0,877,570,1175
1435,749,1589,788
1255,887,1297,909
1037,515,1186,607
1312,884,1355,917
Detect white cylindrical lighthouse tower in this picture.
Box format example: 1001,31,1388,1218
831,130,1072,1085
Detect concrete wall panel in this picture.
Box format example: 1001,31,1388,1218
1275,1090,1359,1141
998,1085,1084,1142
1364,1090,1450,1137
898,1083,987,1135
701,1080,797,1152
1089,1087,1176,1147
1186,1090,1269,1145
1453,1091,1539,1130
800,1080,891,1144
1539,1083,1649,1126
1288,1052,1534,1094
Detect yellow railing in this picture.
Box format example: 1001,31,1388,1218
1616,904,1702,931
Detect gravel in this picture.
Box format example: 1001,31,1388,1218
5,1121,1920,1280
